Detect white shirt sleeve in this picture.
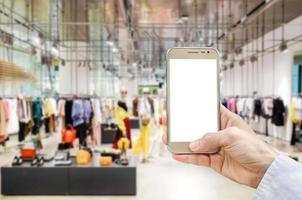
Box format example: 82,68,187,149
254,155,302,200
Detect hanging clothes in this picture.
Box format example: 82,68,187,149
0,100,7,136
91,98,102,147
222,98,227,108
132,97,139,117
237,98,246,118
5,99,19,134
32,98,43,135
43,97,57,134
272,98,286,126
64,100,73,126
17,97,30,142
72,99,86,146
112,101,132,149
262,98,274,118
58,99,66,134
253,99,262,117
226,98,237,113
291,97,302,123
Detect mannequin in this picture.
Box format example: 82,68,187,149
112,101,132,149
134,88,154,163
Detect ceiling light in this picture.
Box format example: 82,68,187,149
112,47,118,53
107,41,114,47
33,36,41,45
279,41,288,53
240,16,247,23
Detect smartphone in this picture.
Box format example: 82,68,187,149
167,47,220,154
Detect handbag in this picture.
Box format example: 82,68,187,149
62,125,77,143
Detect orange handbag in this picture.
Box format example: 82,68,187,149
20,148,37,159
100,156,112,166
62,126,77,143
76,150,91,165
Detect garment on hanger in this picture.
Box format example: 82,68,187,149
58,99,66,134
43,97,57,134
291,97,302,123
32,98,43,135
272,98,286,126
72,99,86,146
91,98,102,147
262,98,273,118
5,99,19,134
0,100,7,136
64,100,73,126
237,98,246,117
139,97,154,116
245,98,254,119
222,98,227,108
132,97,139,117
226,98,237,113
17,97,30,142
253,98,262,117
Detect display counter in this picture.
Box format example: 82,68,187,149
1,157,136,195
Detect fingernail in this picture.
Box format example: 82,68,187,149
189,140,199,150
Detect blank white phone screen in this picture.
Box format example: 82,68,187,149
169,58,218,142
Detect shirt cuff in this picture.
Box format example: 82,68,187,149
254,154,302,200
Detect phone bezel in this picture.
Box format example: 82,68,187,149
166,47,221,154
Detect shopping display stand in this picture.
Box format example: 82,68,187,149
1,157,136,195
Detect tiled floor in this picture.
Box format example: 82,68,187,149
0,133,300,200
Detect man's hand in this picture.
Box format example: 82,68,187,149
163,106,278,188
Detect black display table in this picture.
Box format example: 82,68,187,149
1,157,136,195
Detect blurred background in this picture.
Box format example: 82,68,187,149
0,0,302,200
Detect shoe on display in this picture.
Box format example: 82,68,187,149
31,158,38,166
12,156,22,166
121,158,129,166
37,157,44,167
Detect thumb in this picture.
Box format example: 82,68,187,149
189,130,228,153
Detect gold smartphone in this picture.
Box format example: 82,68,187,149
167,47,220,154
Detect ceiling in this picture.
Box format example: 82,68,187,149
5,0,302,73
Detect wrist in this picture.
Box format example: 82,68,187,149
251,151,279,188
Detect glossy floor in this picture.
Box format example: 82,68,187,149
0,134,301,200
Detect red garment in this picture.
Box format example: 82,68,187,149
112,117,132,149
3,100,9,122
132,97,139,117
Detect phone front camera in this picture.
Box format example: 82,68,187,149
207,51,210,53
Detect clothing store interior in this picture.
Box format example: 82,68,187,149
0,0,302,199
